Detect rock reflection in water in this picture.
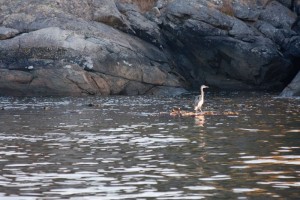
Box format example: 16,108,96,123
0,93,299,199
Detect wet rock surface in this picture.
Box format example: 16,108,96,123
0,0,299,96
280,71,300,97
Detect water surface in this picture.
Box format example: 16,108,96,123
0,92,299,199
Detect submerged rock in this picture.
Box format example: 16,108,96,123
0,0,299,96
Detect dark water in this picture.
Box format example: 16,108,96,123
0,92,299,199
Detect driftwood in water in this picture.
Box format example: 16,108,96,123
165,108,239,117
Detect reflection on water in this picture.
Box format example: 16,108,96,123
195,115,205,127
0,92,299,199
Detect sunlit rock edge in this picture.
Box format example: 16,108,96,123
0,0,299,96
280,71,300,97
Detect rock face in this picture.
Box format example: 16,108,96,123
280,71,300,97
0,0,185,96
160,0,298,90
0,0,299,96
0,27,19,40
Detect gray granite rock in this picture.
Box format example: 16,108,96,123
0,0,299,96
280,71,300,97
160,0,294,90
0,26,19,40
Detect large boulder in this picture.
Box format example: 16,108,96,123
0,0,186,96
115,0,164,46
160,0,297,90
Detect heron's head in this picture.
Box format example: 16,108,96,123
200,85,209,89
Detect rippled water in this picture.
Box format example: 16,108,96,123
0,92,299,199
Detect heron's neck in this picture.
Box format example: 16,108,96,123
201,88,204,100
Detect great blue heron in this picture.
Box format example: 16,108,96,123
194,85,209,113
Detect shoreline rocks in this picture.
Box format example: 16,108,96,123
0,0,299,96
280,71,300,97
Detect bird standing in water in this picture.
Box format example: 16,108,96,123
194,85,209,113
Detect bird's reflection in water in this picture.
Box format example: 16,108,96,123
195,115,207,163
195,115,205,127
